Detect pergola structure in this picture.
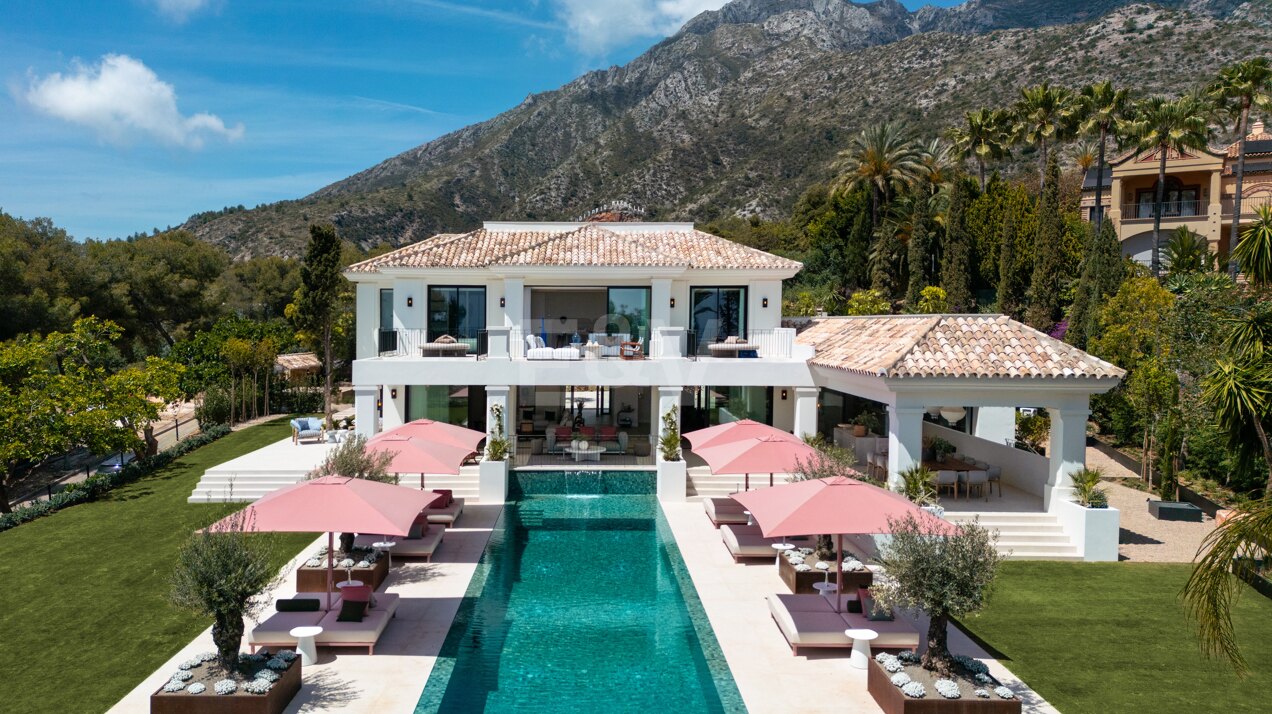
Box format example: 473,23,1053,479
795,315,1125,511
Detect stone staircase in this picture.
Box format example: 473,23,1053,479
395,467,481,501
943,511,1081,561
686,469,796,498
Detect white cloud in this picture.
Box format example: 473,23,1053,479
146,0,212,23
550,0,727,55
24,54,244,149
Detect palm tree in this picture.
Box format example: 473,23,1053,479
916,137,957,190
1074,81,1130,231
832,123,924,226
947,108,1010,190
1233,201,1272,286
1012,83,1075,189
1120,95,1213,278
1210,58,1272,278
1163,226,1214,276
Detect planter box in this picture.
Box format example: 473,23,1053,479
778,555,873,595
1176,484,1224,518
296,555,388,592
867,659,1021,714
1149,500,1203,522
656,459,687,502
479,459,509,503
151,659,300,714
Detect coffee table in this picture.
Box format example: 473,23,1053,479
290,625,323,666
564,446,604,462
845,628,878,669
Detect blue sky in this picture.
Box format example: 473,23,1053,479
1,0,964,240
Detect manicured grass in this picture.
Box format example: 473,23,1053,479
0,419,314,714
959,561,1272,713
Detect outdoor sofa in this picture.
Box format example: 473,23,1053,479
703,497,749,527
248,590,402,655
720,524,809,561
767,592,919,655
424,491,464,526
290,417,325,444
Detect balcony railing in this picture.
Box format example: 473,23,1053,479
1221,194,1272,217
1121,200,1204,220
376,326,795,361
376,328,486,359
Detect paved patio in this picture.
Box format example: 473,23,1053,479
109,504,501,714
660,498,1059,714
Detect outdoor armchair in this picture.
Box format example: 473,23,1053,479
290,417,326,444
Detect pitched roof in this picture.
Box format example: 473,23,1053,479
346,223,802,273
796,315,1125,381
274,352,321,372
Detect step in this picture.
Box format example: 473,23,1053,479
991,531,1072,544
1001,550,1082,561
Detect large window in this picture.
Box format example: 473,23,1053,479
691,287,747,354
406,384,486,430
378,288,396,353
688,385,771,429
428,286,486,348
606,287,651,349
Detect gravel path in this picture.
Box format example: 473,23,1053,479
1105,479,1213,563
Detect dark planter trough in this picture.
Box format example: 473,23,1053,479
151,658,300,714
867,659,1021,714
1148,500,1203,522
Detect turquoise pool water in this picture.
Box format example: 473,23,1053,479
415,471,745,713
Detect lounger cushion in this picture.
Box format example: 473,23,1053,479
722,525,778,558
704,498,749,525
342,585,373,603
355,527,442,558
337,598,368,622
249,610,325,646
426,498,464,525
768,596,853,646
841,612,919,649
317,607,391,645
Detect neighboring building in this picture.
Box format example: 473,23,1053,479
1080,121,1272,264
274,352,322,382
345,217,1124,528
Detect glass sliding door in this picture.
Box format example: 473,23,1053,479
406,384,485,429
690,287,747,354
606,287,651,351
428,286,486,351
378,288,397,353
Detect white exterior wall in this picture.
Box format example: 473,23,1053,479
355,282,380,360
748,279,782,330
392,278,426,331
973,406,1016,447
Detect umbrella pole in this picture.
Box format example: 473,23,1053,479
836,533,843,613
326,532,334,611
745,473,750,491
769,472,774,488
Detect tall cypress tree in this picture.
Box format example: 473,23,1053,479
1025,157,1065,333
1067,218,1124,348
940,176,975,312
997,205,1021,319
871,225,904,299
293,223,346,426
906,196,933,306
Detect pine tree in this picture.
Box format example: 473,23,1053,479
1025,157,1065,332
940,176,975,312
1067,218,1124,348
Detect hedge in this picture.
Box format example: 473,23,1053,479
0,424,233,533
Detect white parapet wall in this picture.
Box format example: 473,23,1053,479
656,458,687,501
478,460,509,503
1053,498,1121,562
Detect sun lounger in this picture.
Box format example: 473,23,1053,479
767,593,917,655
426,497,464,526
354,526,443,561
722,524,779,561
704,497,749,527
249,593,401,655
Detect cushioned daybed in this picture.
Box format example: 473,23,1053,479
426,498,464,526
354,525,443,561
767,592,918,655
249,592,402,655
721,524,809,561
703,497,749,527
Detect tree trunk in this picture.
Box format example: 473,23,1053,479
264,371,271,417
1153,147,1168,278
922,611,953,675
323,325,334,429
1095,127,1108,232
0,478,11,514
1228,103,1250,278
212,611,245,674
978,157,986,192
1039,136,1048,191
227,374,237,426
339,531,355,554
252,370,259,420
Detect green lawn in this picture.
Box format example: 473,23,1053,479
959,561,1272,714
0,418,314,714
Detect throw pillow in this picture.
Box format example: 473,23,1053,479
276,598,320,612
436,334,456,343
408,517,426,539
336,598,367,622
342,585,373,604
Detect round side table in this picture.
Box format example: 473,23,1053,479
845,628,879,670
771,542,794,569
372,541,397,567
743,510,753,526
335,579,363,594
290,625,323,666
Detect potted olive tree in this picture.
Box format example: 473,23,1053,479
852,411,882,437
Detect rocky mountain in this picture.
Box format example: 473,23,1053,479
182,0,1272,257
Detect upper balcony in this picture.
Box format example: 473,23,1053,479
372,326,804,362
1119,200,1206,222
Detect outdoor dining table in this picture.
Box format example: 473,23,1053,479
922,457,979,472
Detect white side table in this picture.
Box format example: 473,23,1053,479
290,625,323,666
372,541,397,568
845,628,878,670
771,542,794,569
336,579,363,591
743,510,753,526
812,581,838,608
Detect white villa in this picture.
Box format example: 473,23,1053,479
338,216,1126,561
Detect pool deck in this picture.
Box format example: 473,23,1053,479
108,504,502,714
659,498,1060,714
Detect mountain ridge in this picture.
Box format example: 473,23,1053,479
181,0,1271,257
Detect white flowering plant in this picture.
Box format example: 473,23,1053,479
934,679,961,699
187,683,206,695
255,669,281,682
162,680,185,693
974,689,990,699
170,670,193,682
890,672,911,687
901,682,927,699
243,679,273,695
994,686,1015,700
214,679,237,695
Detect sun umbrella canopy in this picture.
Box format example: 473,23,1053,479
365,434,474,476
730,476,956,539
208,476,442,536
373,418,485,453
682,419,801,450
693,435,819,476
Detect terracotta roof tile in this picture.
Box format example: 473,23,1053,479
796,315,1125,381
346,224,801,273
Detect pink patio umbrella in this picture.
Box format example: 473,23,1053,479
682,419,802,451
731,476,957,611
366,419,486,486
209,476,442,608
693,435,820,490
375,419,485,453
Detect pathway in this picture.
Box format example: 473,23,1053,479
659,499,1058,714
109,503,501,714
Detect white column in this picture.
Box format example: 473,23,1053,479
486,385,511,443
382,385,406,431
354,283,379,360
886,405,924,491
1046,406,1089,510
502,277,524,328
793,387,819,440
650,279,672,330
354,385,378,438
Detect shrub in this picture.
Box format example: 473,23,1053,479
255,669,281,682
891,672,912,687
898,465,936,506
845,289,891,316
485,404,510,461
214,679,237,695
659,406,682,462
994,686,1015,699
187,683,206,695
196,386,232,427
243,679,273,695
162,680,185,693
935,679,961,699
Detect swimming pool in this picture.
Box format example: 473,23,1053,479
415,471,745,713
